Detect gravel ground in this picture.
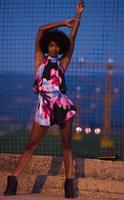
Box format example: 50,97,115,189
0,154,124,200
0,192,124,200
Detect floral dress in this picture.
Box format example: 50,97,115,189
33,56,77,129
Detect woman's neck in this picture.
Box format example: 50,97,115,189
47,55,59,63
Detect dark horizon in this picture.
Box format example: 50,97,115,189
0,71,124,134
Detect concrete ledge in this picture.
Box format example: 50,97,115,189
0,154,124,197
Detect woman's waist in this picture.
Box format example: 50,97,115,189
33,83,66,94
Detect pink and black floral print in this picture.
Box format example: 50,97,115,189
33,56,76,129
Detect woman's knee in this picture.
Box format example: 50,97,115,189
25,141,38,152
61,138,72,149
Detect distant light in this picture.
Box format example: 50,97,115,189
94,128,101,135
96,87,101,93
76,127,82,133
76,86,81,91
114,87,119,94
108,58,114,64
78,57,84,63
85,128,91,134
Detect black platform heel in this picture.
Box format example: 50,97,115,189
64,178,78,198
4,176,18,196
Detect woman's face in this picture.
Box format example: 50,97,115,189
48,41,60,57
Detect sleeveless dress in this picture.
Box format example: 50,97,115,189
33,56,77,129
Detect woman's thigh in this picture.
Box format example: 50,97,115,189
60,118,73,143
27,122,49,145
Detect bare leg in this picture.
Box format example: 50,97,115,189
60,118,73,179
11,122,49,177
60,118,78,198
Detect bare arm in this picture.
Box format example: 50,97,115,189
35,21,66,69
60,0,85,71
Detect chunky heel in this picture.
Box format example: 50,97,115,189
4,176,18,196
64,178,78,198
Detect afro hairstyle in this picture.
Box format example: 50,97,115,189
39,29,70,56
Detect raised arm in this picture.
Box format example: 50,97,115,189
35,21,66,69
60,0,85,71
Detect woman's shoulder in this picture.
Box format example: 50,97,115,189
35,57,48,72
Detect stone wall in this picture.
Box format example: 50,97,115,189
0,154,124,198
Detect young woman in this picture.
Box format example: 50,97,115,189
4,0,85,198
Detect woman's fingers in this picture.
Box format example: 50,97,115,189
77,0,85,13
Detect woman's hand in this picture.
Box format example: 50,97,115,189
76,0,85,15
64,18,78,28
